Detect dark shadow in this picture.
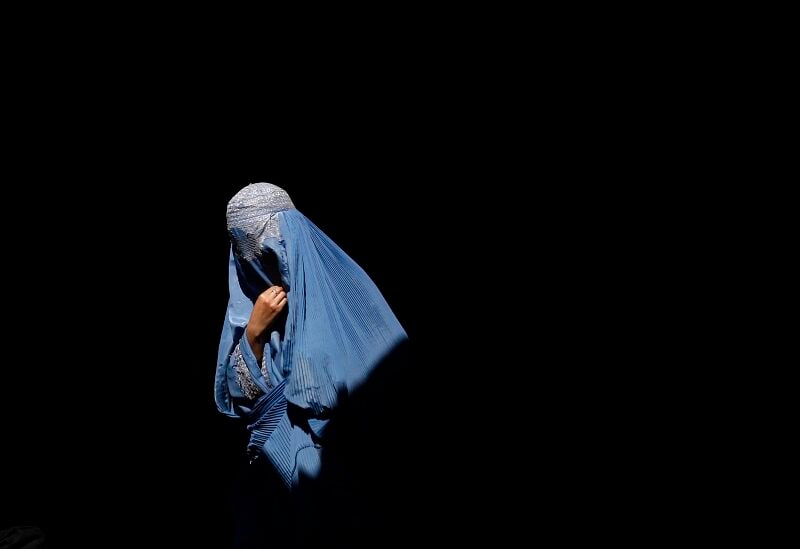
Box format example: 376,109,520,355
230,455,294,549
231,339,436,547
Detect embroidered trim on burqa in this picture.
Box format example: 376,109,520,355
232,344,264,400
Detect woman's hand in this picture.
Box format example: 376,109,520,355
246,285,287,362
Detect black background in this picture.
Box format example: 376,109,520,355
0,120,474,546
0,95,633,547
0,19,641,547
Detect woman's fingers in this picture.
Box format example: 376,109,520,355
267,286,286,305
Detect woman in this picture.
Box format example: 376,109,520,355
216,183,408,542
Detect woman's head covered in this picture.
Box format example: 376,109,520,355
226,183,295,259
226,183,294,296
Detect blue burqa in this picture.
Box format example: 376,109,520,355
215,183,407,487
